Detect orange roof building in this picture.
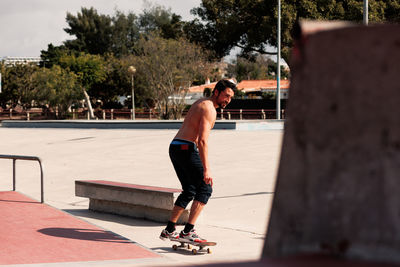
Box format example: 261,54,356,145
188,79,290,93
186,79,291,103
236,80,290,93
187,82,218,94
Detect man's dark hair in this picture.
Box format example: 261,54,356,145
212,79,237,95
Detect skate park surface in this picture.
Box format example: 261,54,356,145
3,23,400,267
0,124,282,266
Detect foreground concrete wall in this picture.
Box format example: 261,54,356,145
263,23,400,263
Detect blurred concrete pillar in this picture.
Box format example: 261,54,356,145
263,22,400,264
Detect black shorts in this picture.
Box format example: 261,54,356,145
169,139,212,208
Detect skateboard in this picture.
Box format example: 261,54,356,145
171,239,217,254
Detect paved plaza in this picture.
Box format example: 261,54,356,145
0,126,283,266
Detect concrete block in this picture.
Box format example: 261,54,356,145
76,181,179,210
263,23,400,264
89,199,189,224
75,180,188,224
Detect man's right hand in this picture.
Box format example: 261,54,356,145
203,171,213,187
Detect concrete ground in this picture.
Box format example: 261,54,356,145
0,126,283,266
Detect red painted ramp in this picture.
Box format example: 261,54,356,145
0,191,159,265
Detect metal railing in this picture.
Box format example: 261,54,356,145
0,154,44,203
0,108,285,121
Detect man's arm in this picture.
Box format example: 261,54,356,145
197,104,216,186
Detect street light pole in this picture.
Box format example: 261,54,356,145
128,66,136,120
363,0,368,25
276,0,281,120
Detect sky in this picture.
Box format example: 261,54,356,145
0,0,201,58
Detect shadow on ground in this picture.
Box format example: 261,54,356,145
63,209,164,228
38,227,133,243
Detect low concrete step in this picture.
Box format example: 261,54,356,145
75,180,189,224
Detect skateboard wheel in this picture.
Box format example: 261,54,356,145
187,244,192,249
207,248,212,254
192,249,198,255
172,244,178,251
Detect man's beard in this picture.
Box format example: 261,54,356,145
216,91,229,108
217,99,228,108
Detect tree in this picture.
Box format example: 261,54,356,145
185,0,278,60
267,59,290,80
138,3,184,39
58,52,106,119
384,0,400,23
226,55,290,82
32,65,83,118
61,6,185,58
90,54,133,108
0,63,38,109
186,0,400,62
132,33,212,119
110,11,140,57
64,7,113,55
227,56,269,82
40,44,70,68
48,8,139,58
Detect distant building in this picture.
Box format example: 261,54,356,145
185,80,218,104
236,79,290,99
183,78,237,105
185,79,290,104
1,56,41,66
170,78,290,105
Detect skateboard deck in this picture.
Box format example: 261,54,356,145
171,239,217,254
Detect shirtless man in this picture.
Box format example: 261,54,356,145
160,79,236,242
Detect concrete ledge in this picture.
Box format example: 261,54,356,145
235,120,284,130
75,180,189,224
1,120,284,130
89,199,179,223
